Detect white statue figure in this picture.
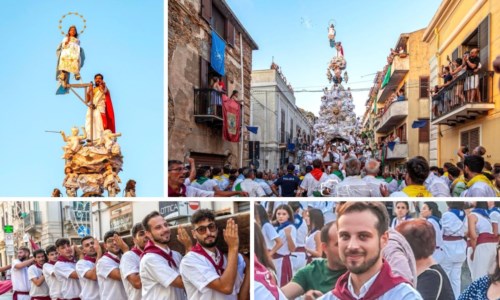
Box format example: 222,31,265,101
99,129,122,154
61,126,86,159
62,166,79,197
103,164,121,197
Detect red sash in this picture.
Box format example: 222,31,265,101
168,184,187,197
254,255,279,299
443,236,464,241
332,260,409,300
57,255,76,263
56,298,81,300
13,291,29,300
477,232,498,245
295,246,306,253
31,297,51,300
141,241,178,269
271,253,292,287
131,246,143,257
191,243,224,275
103,252,120,264
83,255,96,264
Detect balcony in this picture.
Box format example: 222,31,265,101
375,100,408,133
385,143,408,160
24,211,42,232
377,56,410,103
431,71,494,126
193,88,223,126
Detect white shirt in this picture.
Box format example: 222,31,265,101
442,211,466,237
261,222,279,251
54,260,82,299
11,259,30,293
43,262,62,299
490,209,500,225
335,176,373,197
295,219,308,247
27,265,49,297
276,225,297,256
186,185,215,197
255,179,273,196
425,173,451,197
362,175,387,197
318,273,422,300
140,248,186,300
120,250,142,300
300,172,329,197
96,253,127,300
191,179,219,191
180,251,245,300
76,259,100,300
463,181,497,197
472,212,493,234
238,179,266,197
254,281,288,300
427,217,444,250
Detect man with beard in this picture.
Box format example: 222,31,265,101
168,160,249,197
120,223,148,300
12,247,34,300
85,73,115,142
282,222,347,300
54,238,82,300
27,249,50,300
462,155,497,197
42,245,62,300
76,236,102,300
179,209,250,300
96,231,128,300
140,212,191,300
319,202,422,300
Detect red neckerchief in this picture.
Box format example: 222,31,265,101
131,246,143,257
168,184,187,197
35,263,43,270
191,243,225,276
254,255,279,299
57,255,76,263
141,240,178,269
332,260,409,300
103,252,120,264
310,168,324,181
83,256,96,264
47,261,56,265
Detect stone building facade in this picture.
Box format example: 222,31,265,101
168,0,258,168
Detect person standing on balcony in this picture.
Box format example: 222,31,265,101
463,49,481,103
450,58,466,107
209,77,222,115
494,55,500,90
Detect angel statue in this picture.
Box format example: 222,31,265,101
328,24,336,48
61,126,86,159
99,129,122,154
62,166,79,197
103,164,121,197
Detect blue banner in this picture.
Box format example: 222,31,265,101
412,120,428,128
246,126,258,134
211,31,225,76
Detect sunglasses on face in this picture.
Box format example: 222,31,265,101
194,223,217,234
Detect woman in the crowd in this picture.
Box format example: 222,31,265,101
272,204,297,287
421,201,445,264
304,208,324,264
397,219,455,300
459,241,500,300
390,201,412,229
440,201,467,299
254,223,288,300
255,204,283,257
467,201,498,280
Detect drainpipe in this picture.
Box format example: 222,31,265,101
59,202,64,237
239,32,244,167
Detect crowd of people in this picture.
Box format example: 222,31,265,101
254,201,500,300
9,209,250,300
169,143,500,198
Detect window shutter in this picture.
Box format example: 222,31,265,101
200,56,209,88
452,48,459,62
418,121,429,143
419,77,429,98
470,128,480,149
478,15,489,71
201,0,212,23
226,20,235,46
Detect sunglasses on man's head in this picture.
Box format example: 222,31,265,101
194,223,217,234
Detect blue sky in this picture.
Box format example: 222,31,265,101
226,0,441,117
0,1,163,197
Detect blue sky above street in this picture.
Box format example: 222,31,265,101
226,0,441,116
0,1,163,196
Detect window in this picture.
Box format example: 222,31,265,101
461,127,480,150
290,119,294,141
397,123,407,142
419,76,429,99
280,110,285,143
199,56,228,89
461,15,489,72
418,121,429,143
211,6,225,39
